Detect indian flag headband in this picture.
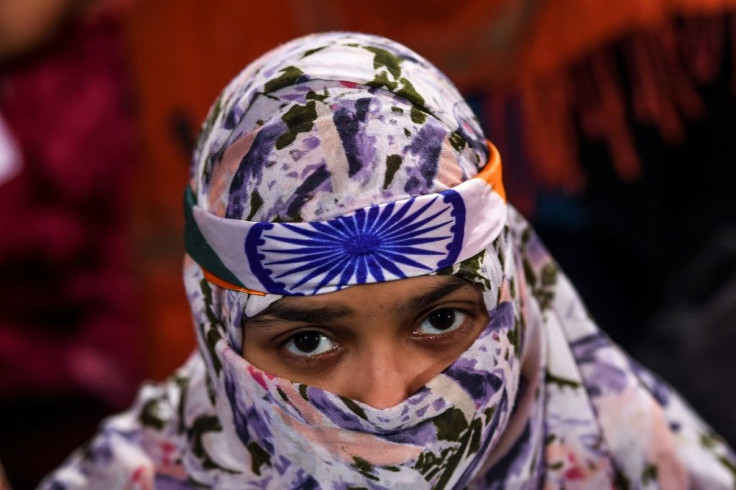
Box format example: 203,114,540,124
185,143,507,296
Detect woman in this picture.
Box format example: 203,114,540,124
43,32,735,489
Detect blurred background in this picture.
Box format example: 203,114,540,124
1,0,735,487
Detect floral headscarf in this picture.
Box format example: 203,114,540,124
42,33,735,489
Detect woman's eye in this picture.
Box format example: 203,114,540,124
418,308,468,335
283,331,335,356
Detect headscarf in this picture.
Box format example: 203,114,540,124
42,32,735,489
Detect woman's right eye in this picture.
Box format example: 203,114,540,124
283,331,335,357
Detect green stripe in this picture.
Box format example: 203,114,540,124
183,187,247,289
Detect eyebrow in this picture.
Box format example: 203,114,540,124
245,276,474,330
245,302,353,330
402,276,475,314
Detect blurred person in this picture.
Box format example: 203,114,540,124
0,462,9,490
0,0,142,486
42,32,735,489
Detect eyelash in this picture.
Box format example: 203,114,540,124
412,307,474,342
276,305,480,363
278,332,341,366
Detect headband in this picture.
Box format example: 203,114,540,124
185,143,506,296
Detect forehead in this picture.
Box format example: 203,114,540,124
264,275,475,314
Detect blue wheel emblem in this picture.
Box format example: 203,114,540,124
245,190,466,294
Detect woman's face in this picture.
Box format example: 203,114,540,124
243,275,490,409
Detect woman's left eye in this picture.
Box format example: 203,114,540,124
417,308,468,335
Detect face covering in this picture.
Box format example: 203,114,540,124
42,32,735,490
180,33,519,488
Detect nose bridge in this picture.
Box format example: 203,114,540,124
348,337,415,409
